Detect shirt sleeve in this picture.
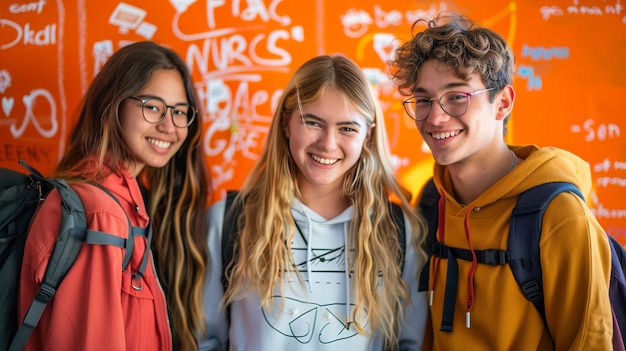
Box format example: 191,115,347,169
540,193,613,350
398,211,429,351
198,199,229,351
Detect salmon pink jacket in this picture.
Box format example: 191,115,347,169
18,167,172,351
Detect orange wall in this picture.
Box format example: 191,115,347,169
1,0,625,243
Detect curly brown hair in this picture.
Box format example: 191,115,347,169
390,12,515,103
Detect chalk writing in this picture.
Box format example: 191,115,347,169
93,40,114,75
597,176,626,188
593,158,626,172
517,65,542,91
374,6,403,28
521,44,570,61
108,2,156,39
340,4,448,38
570,119,621,141
171,0,301,189
0,20,57,49
170,0,196,13
7,89,58,138
0,143,52,164
540,0,624,22
592,202,626,218
202,0,289,29
0,70,11,94
2,96,14,117
8,0,47,14
341,8,372,38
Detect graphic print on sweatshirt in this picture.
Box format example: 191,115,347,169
260,223,369,345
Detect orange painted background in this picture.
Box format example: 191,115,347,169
1,0,625,244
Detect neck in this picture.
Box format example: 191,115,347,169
449,147,518,205
299,182,350,219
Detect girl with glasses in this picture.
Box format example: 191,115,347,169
18,41,210,351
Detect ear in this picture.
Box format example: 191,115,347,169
366,123,376,146
495,85,515,121
281,112,290,138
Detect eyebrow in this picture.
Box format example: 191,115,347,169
300,113,363,128
135,94,189,105
413,82,471,94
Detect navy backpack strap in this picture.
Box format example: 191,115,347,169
222,191,242,331
418,178,439,292
222,191,241,290
389,202,406,272
508,181,583,329
416,178,459,332
608,233,626,348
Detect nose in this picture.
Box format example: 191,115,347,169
316,128,338,150
156,109,177,133
425,99,451,125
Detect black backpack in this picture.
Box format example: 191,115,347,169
0,161,147,351
220,191,407,322
417,178,626,349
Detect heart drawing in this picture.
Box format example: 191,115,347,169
2,96,14,117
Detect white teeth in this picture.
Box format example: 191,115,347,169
432,131,460,140
148,138,171,149
311,154,339,165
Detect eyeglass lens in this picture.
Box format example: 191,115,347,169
409,92,470,120
141,98,195,127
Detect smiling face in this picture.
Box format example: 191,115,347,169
119,68,189,175
282,87,372,196
413,60,512,167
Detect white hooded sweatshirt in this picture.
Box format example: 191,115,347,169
199,197,427,351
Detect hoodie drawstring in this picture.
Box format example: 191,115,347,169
293,214,352,329
428,201,509,332
436,205,476,331
305,217,314,294
343,222,351,329
463,206,478,328
428,189,446,306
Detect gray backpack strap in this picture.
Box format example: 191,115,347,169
9,179,86,351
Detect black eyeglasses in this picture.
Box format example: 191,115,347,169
128,96,196,128
402,88,496,121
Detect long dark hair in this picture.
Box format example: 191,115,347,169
54,41,210,351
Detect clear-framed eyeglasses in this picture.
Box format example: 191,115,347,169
402,87,496,121
128,96,196,128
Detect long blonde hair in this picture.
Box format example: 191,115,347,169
222,54,426,348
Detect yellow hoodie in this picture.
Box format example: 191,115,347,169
422,145,613,350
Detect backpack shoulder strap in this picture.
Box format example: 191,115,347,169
418,177,439,250
608,235,626,349
389,202,406,272
9,178,87,351
84,184,149,271
418,178,439,292
508,181,583,327
221,190,242,329
222,191,241,289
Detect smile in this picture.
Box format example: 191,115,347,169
431,130,460,140
311,154,339,165
148,138,172,149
